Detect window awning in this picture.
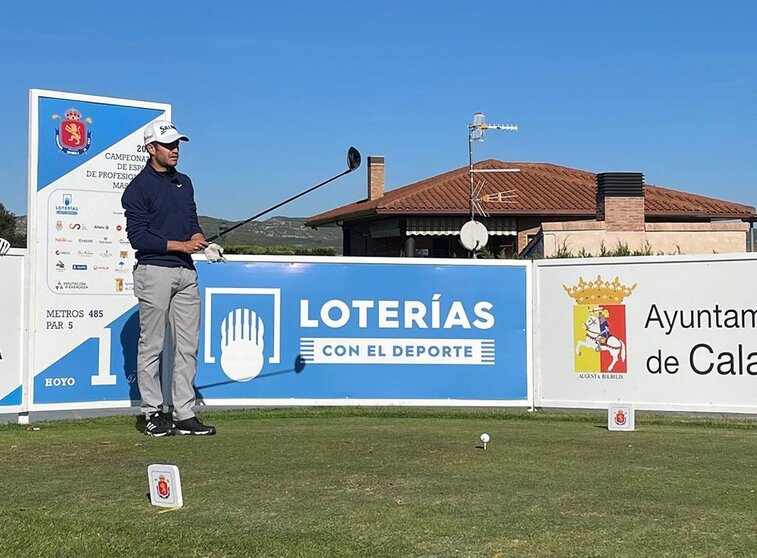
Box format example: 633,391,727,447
406,216,516,236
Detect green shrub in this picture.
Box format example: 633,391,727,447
222,245,336,256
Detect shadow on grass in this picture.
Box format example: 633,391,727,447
194,354,308,398
134,414,146,434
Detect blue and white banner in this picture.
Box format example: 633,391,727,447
31,254,529,408
28,90,169,409
194,258,529,404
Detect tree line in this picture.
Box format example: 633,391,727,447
0,203,24,247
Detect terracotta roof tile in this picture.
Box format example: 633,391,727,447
307,160,755,226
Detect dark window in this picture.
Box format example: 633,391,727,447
432,237,449,257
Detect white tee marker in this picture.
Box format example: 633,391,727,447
148,464,184,509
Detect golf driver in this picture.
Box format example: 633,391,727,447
205,146,361,243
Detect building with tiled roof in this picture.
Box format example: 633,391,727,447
306,158,755,257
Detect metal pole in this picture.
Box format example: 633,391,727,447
468,130,477,259
469,129,475,223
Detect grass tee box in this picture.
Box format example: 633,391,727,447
1,408,755,557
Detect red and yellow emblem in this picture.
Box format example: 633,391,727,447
52,108,93,155
156,475,171,499
563,275,636,374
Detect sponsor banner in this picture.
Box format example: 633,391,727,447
32,257,529,408
0,251,25,409
535,256,757,413
197,259,528,402
28,90,169,408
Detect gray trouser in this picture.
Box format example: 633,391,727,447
133,264,200,420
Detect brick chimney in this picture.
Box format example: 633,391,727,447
596,172,645,232
368,156,385,201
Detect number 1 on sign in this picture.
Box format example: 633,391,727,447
91,329,117,385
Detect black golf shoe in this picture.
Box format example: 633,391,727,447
173,416,217,436
144,412,175,437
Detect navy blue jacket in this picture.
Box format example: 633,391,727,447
121,163,203,269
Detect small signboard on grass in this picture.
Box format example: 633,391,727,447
608,404,635,431
148,464,183,509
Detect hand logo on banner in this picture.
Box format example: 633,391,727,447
220,308,265,381
0,238,10,256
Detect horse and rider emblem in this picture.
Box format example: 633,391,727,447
52,107,93,155
563,275,636,374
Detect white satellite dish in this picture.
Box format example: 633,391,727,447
459,220,489,251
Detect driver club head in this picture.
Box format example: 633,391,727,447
347,146,361,171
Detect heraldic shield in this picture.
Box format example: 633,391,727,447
52,107,92,155
563,275,636,374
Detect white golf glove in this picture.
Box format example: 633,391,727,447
0,238,10,256
203,243,227,263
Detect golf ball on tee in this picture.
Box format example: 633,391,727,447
480,433,490,443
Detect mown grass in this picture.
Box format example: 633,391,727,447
0,408,755,557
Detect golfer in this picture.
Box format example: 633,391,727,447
122,120,222,437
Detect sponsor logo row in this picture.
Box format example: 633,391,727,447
53,236,130,245
54,260,130,273
54,249,130,259
54,278,133,293
55,220,123,232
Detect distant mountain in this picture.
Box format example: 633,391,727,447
14,215,26,239
199,215,342,253
12,215,342,254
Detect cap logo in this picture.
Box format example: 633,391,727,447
144,120,186,145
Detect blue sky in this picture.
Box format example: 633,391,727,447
3,1,756,220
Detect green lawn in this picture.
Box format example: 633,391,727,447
0,408,755,558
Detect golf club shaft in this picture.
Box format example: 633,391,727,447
206,168,352,242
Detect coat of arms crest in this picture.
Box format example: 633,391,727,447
52,108,92,155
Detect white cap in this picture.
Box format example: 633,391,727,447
143,120,189,145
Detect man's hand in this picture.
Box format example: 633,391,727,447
189,233,209,253
167,238,209,253
203,243,227,263
0,238,10,256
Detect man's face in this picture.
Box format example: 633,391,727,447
147,140,180,170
